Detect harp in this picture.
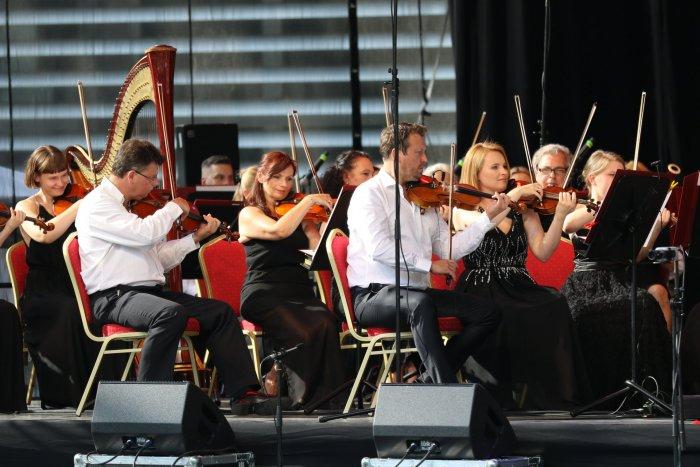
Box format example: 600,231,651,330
66,45,177,192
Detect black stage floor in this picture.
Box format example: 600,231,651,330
1,404,700,466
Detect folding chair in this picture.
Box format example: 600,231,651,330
5,241,36,405
199,235,262,379
62,232,200,416
526,237,575,290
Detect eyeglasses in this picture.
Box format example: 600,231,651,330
134,170,159,183
537,167,568,177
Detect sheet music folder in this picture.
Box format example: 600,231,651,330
585,170,673,262
303,185,356,271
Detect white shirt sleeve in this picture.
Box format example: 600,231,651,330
154,235,199,272
432,211,493,260
87,197,183,247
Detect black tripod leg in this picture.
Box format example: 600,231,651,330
571,386,631,417
625,380,672,414
319,407,374,423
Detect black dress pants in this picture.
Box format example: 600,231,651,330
353,284,500,384
90,285,259,399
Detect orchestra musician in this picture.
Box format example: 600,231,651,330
346,123,510,384
453,141,590,409
237,151,346,410
0,208,27,413
75,139,272,415
320,149,375,197
200,155,235,186
561,149,671,400
233,166,257,202
509,166,532,184
530,144,572,231
15,146,108,409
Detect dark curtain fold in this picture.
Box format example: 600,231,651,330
451,0,700,173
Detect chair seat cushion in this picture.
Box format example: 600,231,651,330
438,316,463,332
241,319,262,333
102,318,200,337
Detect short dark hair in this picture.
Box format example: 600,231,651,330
112,139,164,177
379,122,428,160
201,154,233,170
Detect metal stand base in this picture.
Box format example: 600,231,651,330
571,379,672,418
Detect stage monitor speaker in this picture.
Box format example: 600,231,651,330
91,381,235,455
175,123,239,187
373,383,516,460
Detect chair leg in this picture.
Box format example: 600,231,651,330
121,341,139,381
207,367,218,398
344,341,376,413
25,362,36,405
77,341,110,416
249,334,262,380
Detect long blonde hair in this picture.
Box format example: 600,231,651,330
581,150,625,192
459,141,509,189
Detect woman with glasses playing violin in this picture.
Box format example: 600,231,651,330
453,141,590,410
15,146,113,409
238,151,345,410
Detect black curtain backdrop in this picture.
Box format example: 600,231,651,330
451,0,700,174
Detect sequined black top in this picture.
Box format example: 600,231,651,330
461,211,535,286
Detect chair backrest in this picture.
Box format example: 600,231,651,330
62,232,100,340
525,237,575,290
314,269,334,312
199,235,246,315
6,241,28,308
325,229,360,335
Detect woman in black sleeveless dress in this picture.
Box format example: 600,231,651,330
454,142,590,409
562,150,671,401
238,151,345,409
16,146,102,408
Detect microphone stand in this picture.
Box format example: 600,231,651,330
390,0,402,383
537,0,552,147
260,343,304,467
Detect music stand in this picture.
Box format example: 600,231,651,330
303,185,356,271
571,170,674,417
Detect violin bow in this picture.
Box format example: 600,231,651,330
513,95,535,181
287,111,302,193
632,91,647,171
382,84,393,127
471,111,487,148
291,110,325,194
77,81,98,186
563,102,597,189
448,143,456,262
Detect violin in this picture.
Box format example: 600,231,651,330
274,193,331,222
505,180,599,214
129,192,239,241
0,202,54,234
54,182,91,215
405,175,526,213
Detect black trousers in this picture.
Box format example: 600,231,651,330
90,285,259,399
353,284,500,384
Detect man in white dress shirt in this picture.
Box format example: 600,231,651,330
347,123,510,384
75,139,267,413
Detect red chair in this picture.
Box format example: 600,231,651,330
326,229,418,412
62,233,201,416
199,235,262,378
5,241,36,404
525,237,575,290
